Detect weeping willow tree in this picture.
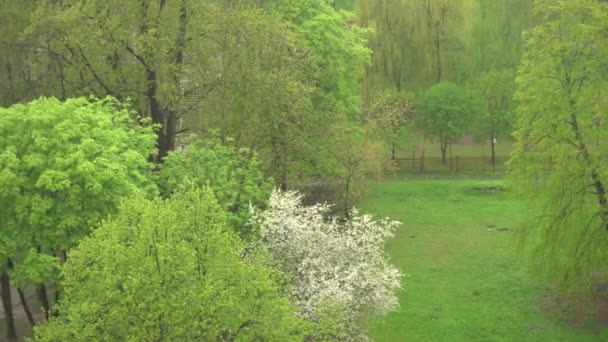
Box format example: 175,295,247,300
510,0,608,294
357,0,473,94
467,0,535,77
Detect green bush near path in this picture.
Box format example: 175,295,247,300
358,175,608,341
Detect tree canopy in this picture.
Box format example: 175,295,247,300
416,82,478,164
509,0,608,292
35,189,306,341
0,97,156,336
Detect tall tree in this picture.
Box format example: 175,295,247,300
472,69,515,169
357,0,473,93
510,0,608,292
25,0,204,160
467,0,535,77
0,97,156,337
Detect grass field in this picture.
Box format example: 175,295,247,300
359,174,608,341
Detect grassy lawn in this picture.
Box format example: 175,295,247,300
359,174,608,341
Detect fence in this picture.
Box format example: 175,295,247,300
394,154,509,173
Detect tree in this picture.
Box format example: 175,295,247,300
0,97,156,338
24,0,201,160
158,134,272,238
357,0,473,93
467,0,535,76
363,90,413,161
252,189,402,340
330,123,388,217
34,188,306,341
509,0,608,292
417,83,477,164
472,69,515,170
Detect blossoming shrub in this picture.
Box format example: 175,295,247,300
252,189,403,340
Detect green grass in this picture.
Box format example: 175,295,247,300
359,174,608,341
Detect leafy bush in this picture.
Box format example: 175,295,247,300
159,134,271,238
35,188,305,341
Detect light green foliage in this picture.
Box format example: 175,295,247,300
159,134,272,237
269,0,371,118
509,0,608,292
34,189,306,341
417,83,478,164
0,97,155,285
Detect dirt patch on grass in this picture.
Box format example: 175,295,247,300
541,287,608,328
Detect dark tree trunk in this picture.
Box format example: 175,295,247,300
146,69,170,162
37,283,50,321
440,141,448,165
17,287,35,328
392,142,396,161
6,258,35,328
1,268,17,341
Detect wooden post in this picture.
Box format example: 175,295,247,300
449,143,453,172
420,151,425,172
482,143,486,172
456,156,460,172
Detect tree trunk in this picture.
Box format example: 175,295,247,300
392,142,396,161
38,283,50,321
6,258,35,328
440,141,448,165
146,69,170,162
1,268,17,341
435,22,442,83
570,111,608,230
16,287,35,328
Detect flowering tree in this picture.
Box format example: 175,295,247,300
252,190,402,339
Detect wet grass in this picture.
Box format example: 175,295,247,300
359,174,608,341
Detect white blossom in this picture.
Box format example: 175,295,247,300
251,189,403,327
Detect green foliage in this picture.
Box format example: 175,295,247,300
159,134,272,237
270,0,371,118
0,97,156,284
417,83,478,163
467,0,535,76
34,189,306,341
471,69,515,142
509,0,608,292
357,0,472,92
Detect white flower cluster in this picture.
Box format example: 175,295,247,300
252,189,403,322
